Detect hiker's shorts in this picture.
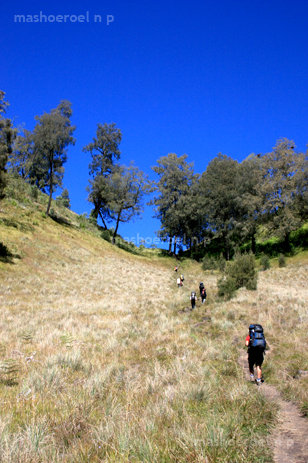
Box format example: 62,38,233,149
248,347,264,369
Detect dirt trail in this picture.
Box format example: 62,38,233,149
239,352,308,463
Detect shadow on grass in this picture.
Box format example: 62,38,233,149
0,217,34,233
0,378,19,387
49,211,72,227
0,242,20,264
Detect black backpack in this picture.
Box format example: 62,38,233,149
249,324,266,350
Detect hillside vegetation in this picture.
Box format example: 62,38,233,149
0,185,307,462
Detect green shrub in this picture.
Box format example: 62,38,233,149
227,253,257,290
117,240,139,255
202,255,217,270
217,276,237,300
30,185,39,200
56,188,70,209
202,254,226,272
101,229,112,242
217,254,226,272
278,253,286,267
260,254,270,271
77,213,88,229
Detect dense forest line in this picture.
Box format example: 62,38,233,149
1,92,307,257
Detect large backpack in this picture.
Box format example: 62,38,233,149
249,324,266,350
199,282,204,290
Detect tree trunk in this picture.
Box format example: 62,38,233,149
98,210,108,230
168,237,172,253
223,233,230,261
173,236,177,255
283,232,291,253
112,210,122,244
46,163,53,215
251,233,256,254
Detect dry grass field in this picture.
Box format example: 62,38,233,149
0,195,307,462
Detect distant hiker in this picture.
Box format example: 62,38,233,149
190,291,197,309
200,287,207,304
199,282,204,296
177,277,182,288
174,266,178,272
245,324,266,385
180,274,185,283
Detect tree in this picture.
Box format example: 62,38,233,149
260,139,308,249
10,129,36,181
31,101,75,214
56,188,71,208
173,177,204,254
199,154,240,259
151,153,197,254
0,91,16,199
236,154,263,253
83,123,122,222
90,164,149,243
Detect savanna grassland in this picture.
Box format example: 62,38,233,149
0,194,307,462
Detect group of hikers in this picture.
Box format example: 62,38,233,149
174,266,207,309
190,282,207,309
174,265,267,386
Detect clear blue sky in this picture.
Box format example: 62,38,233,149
2,0,308,246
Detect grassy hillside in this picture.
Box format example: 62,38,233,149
0,180,307,462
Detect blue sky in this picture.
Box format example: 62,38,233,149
2,0,308,246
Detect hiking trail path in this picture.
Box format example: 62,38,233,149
239,351,308,463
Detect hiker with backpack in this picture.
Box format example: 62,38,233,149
180,274,185,284
177,277,182,288
190,291,197,309
199,282,204,296
245,324,266,385
200,287,207,304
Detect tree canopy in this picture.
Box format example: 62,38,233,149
151,153,198,253
3,88,308,256
260,139,308,247
0,91,16,199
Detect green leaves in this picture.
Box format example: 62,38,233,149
0,91,16,199
151,153,199,252
85,123,149,241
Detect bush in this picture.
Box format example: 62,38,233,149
245,276,258,290
202,254,226,272
278,253,286,267
30,185,39,200
77,213,88,229
56,188,70,209
218,254,257,299
202,255,218,270
260,254,270,271
227,253,257,290
101,229,112,242
217,254,226,272
217,276,237,300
